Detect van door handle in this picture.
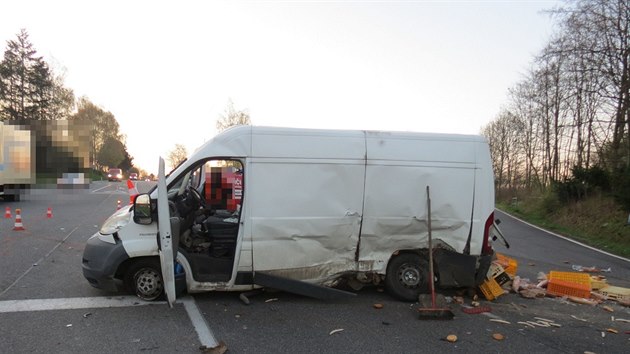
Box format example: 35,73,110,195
345,211,360,217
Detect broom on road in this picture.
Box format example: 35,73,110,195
417,186,454,320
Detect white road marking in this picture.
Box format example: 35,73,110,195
182,296,219,348
498,210,630,263
92,184,113,193
0,295,220,349
0,296,164,313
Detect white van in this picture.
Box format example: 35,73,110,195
82,126,498,305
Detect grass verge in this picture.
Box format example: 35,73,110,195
498,193,630,259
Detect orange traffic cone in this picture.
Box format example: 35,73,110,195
5,207,11,219
13,208,25,231
116,199,121,210
127,179,139,204
47,207,53,219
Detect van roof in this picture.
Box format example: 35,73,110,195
169,126,487,181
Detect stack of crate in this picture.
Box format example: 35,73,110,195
547,271,591,298
479,253,518,300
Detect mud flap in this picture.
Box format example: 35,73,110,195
434,249,478,288
254,272,357,300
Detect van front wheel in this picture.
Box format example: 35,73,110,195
125,259,164,301
385,253,430,302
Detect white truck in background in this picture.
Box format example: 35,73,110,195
82,126,501,304
0,122,33,201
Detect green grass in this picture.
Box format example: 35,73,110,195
498,193,630,259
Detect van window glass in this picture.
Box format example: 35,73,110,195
201,160,243,213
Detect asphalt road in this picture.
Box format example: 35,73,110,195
0,185,629,353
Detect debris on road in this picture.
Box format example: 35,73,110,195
329,329,344,336
200,340,228,354
445,334,458,343
571,315,588,322
461,306,491,314
489,319,510,325
373,303,384,309
518,321,535,328
572,265,612,273
82,312,92,318
492,333,505,341
265,298,278,303
606,328,618,334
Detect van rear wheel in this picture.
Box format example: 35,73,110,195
385,253,430,302
125,259,164,301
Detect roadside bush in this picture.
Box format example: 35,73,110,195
539,189,561,215
611,166,630,210
554,165,610,203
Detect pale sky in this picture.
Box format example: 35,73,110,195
1,0,560,174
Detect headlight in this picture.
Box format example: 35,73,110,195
117,174,123,179
99,206,131,235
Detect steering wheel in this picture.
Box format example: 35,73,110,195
187,186,206,208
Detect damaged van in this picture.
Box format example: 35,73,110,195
82,126,499,305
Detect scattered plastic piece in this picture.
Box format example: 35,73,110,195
518,321,535,328
571,315,588,322
614,318,630,323
445,334,458,343
607,328,618,334
82,313,92,318
265,298,278,303
329,329,344,335
602,305,614,312
572,265,611,273
490,319,510,324
373,303,384,309
462,306,491,314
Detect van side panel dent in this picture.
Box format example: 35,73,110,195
249,130,366,282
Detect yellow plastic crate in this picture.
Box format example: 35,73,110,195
548,271,591,288
495,253,518,277
547,279,591,298
479,277,504,300
590,276,608,290
597,286,630,302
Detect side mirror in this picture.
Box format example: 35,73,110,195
133,194,153,225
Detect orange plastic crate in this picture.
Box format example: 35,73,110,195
547,279,591,298
548,271,591,288
495,253,518,277
479,277,504,300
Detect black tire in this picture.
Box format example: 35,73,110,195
125,259,164,301
385,253,430,302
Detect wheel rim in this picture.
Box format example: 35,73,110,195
134,267,163,301
398,263,422,289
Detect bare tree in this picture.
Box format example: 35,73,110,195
167,144,188,170
216,99,251,132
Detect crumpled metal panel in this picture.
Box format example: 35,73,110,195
248,129,366,282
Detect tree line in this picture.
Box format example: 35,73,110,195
481,0,630,209
0,29,133,172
